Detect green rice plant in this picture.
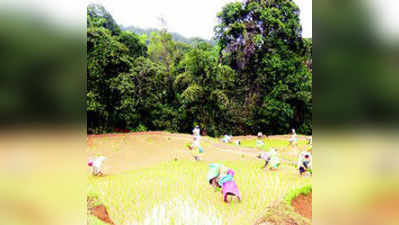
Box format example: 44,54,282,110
88,159,311,225
142,197,223,225
87,191,102,208
284,184,312,204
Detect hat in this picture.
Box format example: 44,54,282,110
207,163,220,184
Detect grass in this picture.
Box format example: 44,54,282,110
88,159,311,225
284,184,312,204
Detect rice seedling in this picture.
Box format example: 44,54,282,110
88,158,311,225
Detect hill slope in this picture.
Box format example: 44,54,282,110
122,25,216,45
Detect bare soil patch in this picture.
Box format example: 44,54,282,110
291,192,312,220
87,132,245,174
87,196,115,225
89,205,115,225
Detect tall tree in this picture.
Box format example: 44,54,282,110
87,5,148,133
174,41,235,136
86,3,312,136
87,3,121,35
215,0,312,134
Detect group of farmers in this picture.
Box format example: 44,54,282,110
88,125,312,204
187,126,312,203
256,129,312,176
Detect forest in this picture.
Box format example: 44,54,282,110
87,0,312,136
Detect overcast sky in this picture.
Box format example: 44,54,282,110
88,0,312,39
3,0,399,42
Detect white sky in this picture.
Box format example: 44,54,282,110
2,0,399,42
87,0,312,39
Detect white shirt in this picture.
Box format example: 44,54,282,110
193,128,200,137
93,156,106,168
260,149,276,160
289,132,297,143
260,152,271,160
222,135,232,143
193,139,200,148
298,152,312,169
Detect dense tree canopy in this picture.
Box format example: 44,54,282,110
87,1,312,136
214,0,312,134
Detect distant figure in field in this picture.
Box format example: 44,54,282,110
307,136,312,145
207,163,241,203
257,148,280,170
298,151,312,176
88,156,106,176
256,139,264,147
289,129,298,146
193,125,201,139
222,134,232,143
256,132,264,148
188,136,203,161
235,140,241,146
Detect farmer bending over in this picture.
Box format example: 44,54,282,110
222,134,232,143
88,156,106,176
257,148,280,170
297,151,312,176
207,163,241,203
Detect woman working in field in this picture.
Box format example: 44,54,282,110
297,151,312,176
289,128,298,148
257,148,280,170
207,163,241,203
187,136,203,161
193,125,201,140
256,132,265,148
88,155,106,176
